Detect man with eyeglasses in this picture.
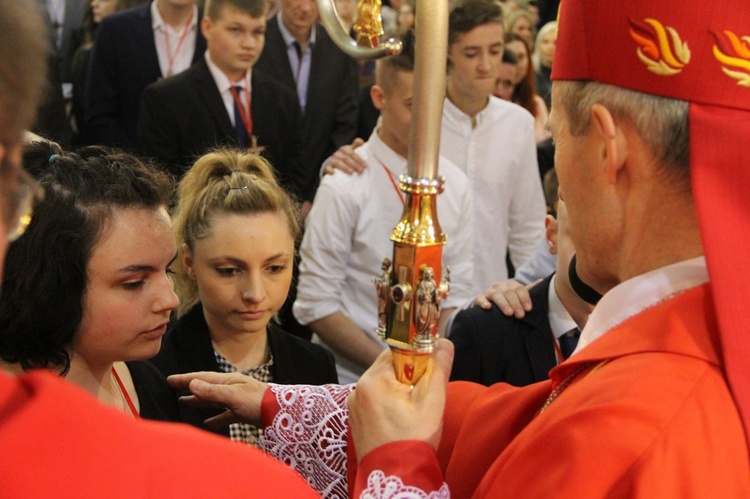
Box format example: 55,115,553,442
0,3,318,495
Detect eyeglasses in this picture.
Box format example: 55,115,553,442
4,168,44,242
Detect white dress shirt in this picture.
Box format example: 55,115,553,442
440,96,546,292
547,274,580,362
205,52,252,127
294,128,474,384
151,1,198,78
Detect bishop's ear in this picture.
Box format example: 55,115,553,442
590,103,626,184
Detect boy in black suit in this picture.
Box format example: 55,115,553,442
137,0,307,198
86,0,206,150
449,173,594,386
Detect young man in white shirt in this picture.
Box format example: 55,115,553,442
294,34,474,384
325,1,547,295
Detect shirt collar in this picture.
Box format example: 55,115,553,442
276,12,316,49
547,274,580,340
151,1,198,31
442,96,492,132
578,256,708,352
366,121,408,176
204,52,252,94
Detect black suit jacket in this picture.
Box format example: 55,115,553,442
255,17,359,200
151,305,338,436
86,3,207,150
449,275,558,386
125,359,181,422
137,59,307,195
35,0,85,82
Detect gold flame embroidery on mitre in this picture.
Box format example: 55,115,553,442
712,30,750,88
629,18,690,75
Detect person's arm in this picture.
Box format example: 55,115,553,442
168,371,268,428
293,176,374,366
507,116,547,270
309,312,383,370
168,371,355,498
169,340,458,498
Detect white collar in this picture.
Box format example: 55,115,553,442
364,122,408,177
276,12,316,48
578,256,708,352
547,274,580,340
442,95,493,131
205,52,252,94
151,1,198,31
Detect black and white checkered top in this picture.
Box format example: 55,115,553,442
213,348,274,446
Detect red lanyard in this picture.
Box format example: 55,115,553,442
163,10,194,77
377,159,404,204
112,367,140,419
229,74,253,136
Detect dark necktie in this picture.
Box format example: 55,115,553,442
233,86,249,149
559,327,581,360
292,41,304,82
292,41,307,115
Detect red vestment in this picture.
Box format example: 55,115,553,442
353,284,750,496
0,369,318,497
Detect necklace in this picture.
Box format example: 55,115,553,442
111,367,140,419
538,360,607,414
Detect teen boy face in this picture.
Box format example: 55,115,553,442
202,4,267,82
371,68,415,158
447,22,504,105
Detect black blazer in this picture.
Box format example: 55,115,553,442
137,59,307,196
255,17,359,200
125,359,181,422
85,3,207,150
449,275,558,387
151,305,338,436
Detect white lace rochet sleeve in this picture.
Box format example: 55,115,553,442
259,384,354,498
259,383,451,499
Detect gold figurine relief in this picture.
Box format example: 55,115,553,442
320,0,449,384
353,0,384,48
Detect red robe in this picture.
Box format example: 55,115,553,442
351,284,750,496
0,369,318,497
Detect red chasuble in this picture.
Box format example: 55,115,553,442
354,284,750,497
0,369,318,497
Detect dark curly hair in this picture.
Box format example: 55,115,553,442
0,143,173,374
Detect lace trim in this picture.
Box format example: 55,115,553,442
260,384,354,498
361,471,451,499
